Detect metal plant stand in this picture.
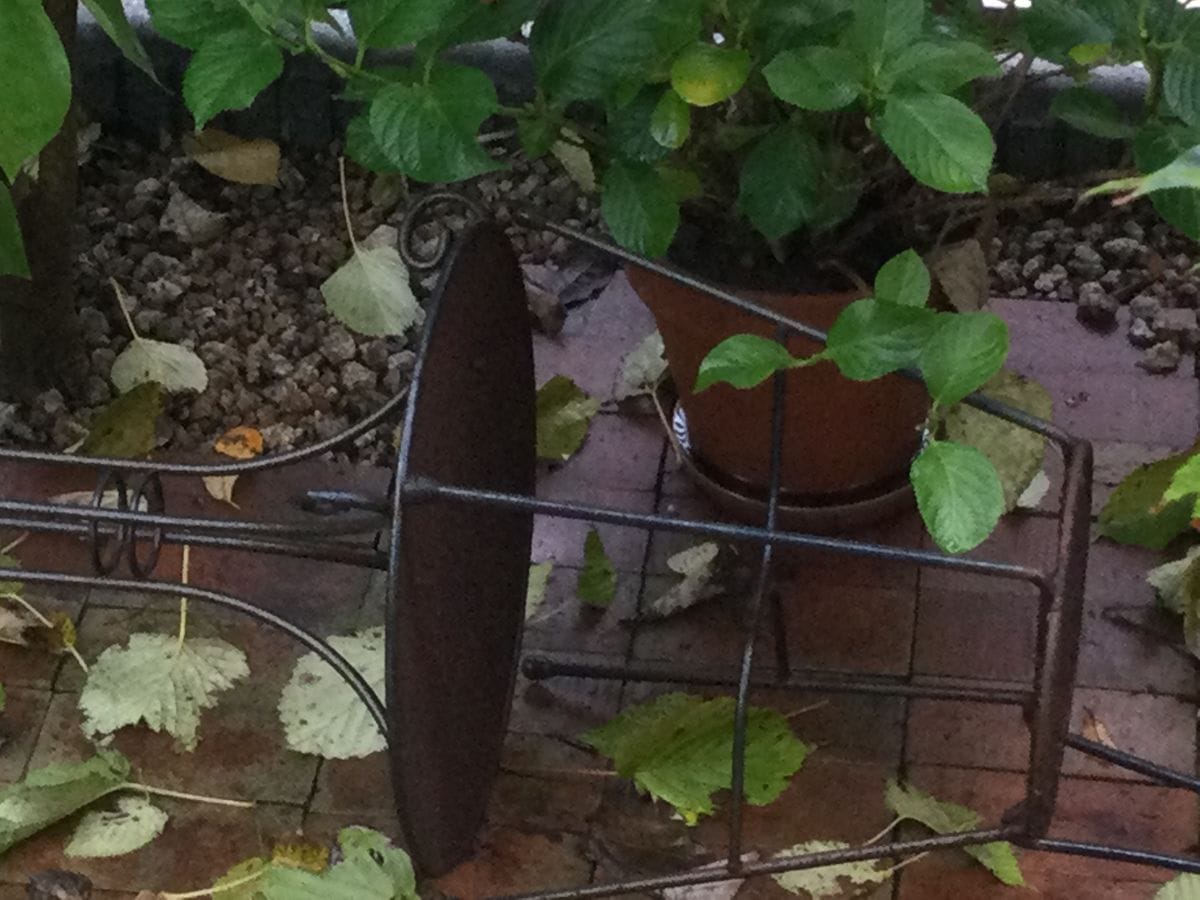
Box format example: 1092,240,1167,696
3,202,1200,898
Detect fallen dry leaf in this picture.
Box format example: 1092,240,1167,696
1081,707,1117,752
214,425,264,460
183,128,280,185
203,475,240,509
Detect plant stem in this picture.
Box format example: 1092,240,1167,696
177,544,191,653
884,850,931,875
110,278,140,341
337,157,359,254
1,532,29,556
158,868,265,900
785,700,829,719
864,816,903,846
118,782,256,809
1,590,89,673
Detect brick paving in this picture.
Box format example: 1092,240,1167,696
1,278,1198,898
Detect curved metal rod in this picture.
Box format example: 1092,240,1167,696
399,191,485,270
1,567,389,738
0,386,409,476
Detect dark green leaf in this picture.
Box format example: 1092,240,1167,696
80,383,163,459
1021,0,1111,64
345,115,404,174
146,0,252,50
518,117,560,159
1098,446,1198,550
826,299,938,381
1050,87,1136,139
1166,49,1200,127
738,125,824,241
670,43,751,108
919,311,1008,407
183,28,284,130
347,0,459,48
878,93,995,194
911,440,1005,554
82,0,159,82
763,46,861,111
694,335,800,393
0,0,71,181
650,90,691,150
608,88,672,163
0,184,29,280
368,64,501,183
1135,123,1200,240
601,159,679,257
845,0,923,69
884,40,1000,94
577,529,615,607
420,0,542,49
874,249,930,308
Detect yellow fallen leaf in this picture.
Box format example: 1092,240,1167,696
203,475,240,508
183,129,280,186
214,425,264,460
1081,706,1117,754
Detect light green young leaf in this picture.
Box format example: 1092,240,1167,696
771,841,890,898
825,299,938,381
911,440,1005,555
943,370,1053,512
695,334,800,393
671,43,751,108
763,46,862,111
919,311,1009,407
874,249,930,308
80,633,249,751
321,245,422,337
878,93,995,194
614,331,667,401
1098,446,1198,550
111,339,208,395
885,780,1023,886
577,529,616,608
65,795,168,859
536,376,601,462
1051,87,1136,140
0,0,71,181
278,627,385,759
1158,873,1200,899
80,382,164,459
526,561,554,621
183,28,284,130
0,183,29,279
602,158,680,258
0,751,130,855
585,692,810,825
650,90,691,150
1165,49,1200,128
81,0,159,82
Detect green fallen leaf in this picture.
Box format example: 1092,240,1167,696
1098,446,1199,550
321,244,423,338
111,338,208,395
1147,547,1200,659
577,529,616,608
645,542,725,619
79,632,249,751
278,627,385,759
1159,874,1200,899
911,440,1004,555
80,382,164,459
0,751,130,855
65,794,168,858
771,841,890,898
884,780,1023,886
536,376,600,462
586,692,810,825
943,371,1053,512
526,561,554,621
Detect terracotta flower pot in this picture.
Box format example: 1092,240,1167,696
627,265,929,505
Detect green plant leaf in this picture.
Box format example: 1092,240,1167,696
884,40,1001,94
0,183,29,280
874,249,930,308
368,64,501,183
763,46,862,111
1158,874,1200,899
585,692,810,825
526,561,554,621
80,382,164,459
1051,87,1136,140
278,627,386,759
79,633,249,751
345,115,403,174
183,28,283,131
518,117,560,160
146,0,252,49
347,0,459,48
577,529,616,608
919,312,1009,407
82,0,159,82
651,90,691,150
601,158,679,257
1093,145,1200,206
695,334,800,392
111,338,209,395
738,125,824,241
771,841,890,898
65,795,168,859
846,0,923,68
911,440,1005,555
1146,547,1200,658
825,299,938,381
885,780,1023,885
321,244,422,337
0,0,71,181
1164,453,1200,507
1134,123,1200,240
670,43,751,108
944,371,1053,512
1166,49,1200,127
1098,446,1198,550
1022,0,1111,64
536,376,600,462
0,751,130,855
878,93,994,194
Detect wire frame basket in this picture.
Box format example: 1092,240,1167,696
1,198,1198,898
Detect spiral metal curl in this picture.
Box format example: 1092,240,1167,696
399,191,485,271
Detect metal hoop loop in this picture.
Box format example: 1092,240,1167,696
127,472,165,579
399,191,485,271
89,469,129,575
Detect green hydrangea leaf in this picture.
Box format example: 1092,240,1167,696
79,633,249,751
919,311,1009,408
911,440,1004,555
577,529,615,608
278,627,386,759
147,0,253,49
763,46,861,111
738,125,824,241
671,43,751,108
321,244,422,338
878,93,994,194
586,692,810,825
884,40,1000,94
601,158,680,257
82,0,159,82
0,184,29,280
536,376,600,462
80,382,164,459
695,334,801,392
1051,87,1137,140
65,795,168,859
1098,446,1199,550
874,249,930,308
825,299,938,381
0,0,71,181
183,28,284,130
650,90,691,150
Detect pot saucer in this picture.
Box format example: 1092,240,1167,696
671,405,916,534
